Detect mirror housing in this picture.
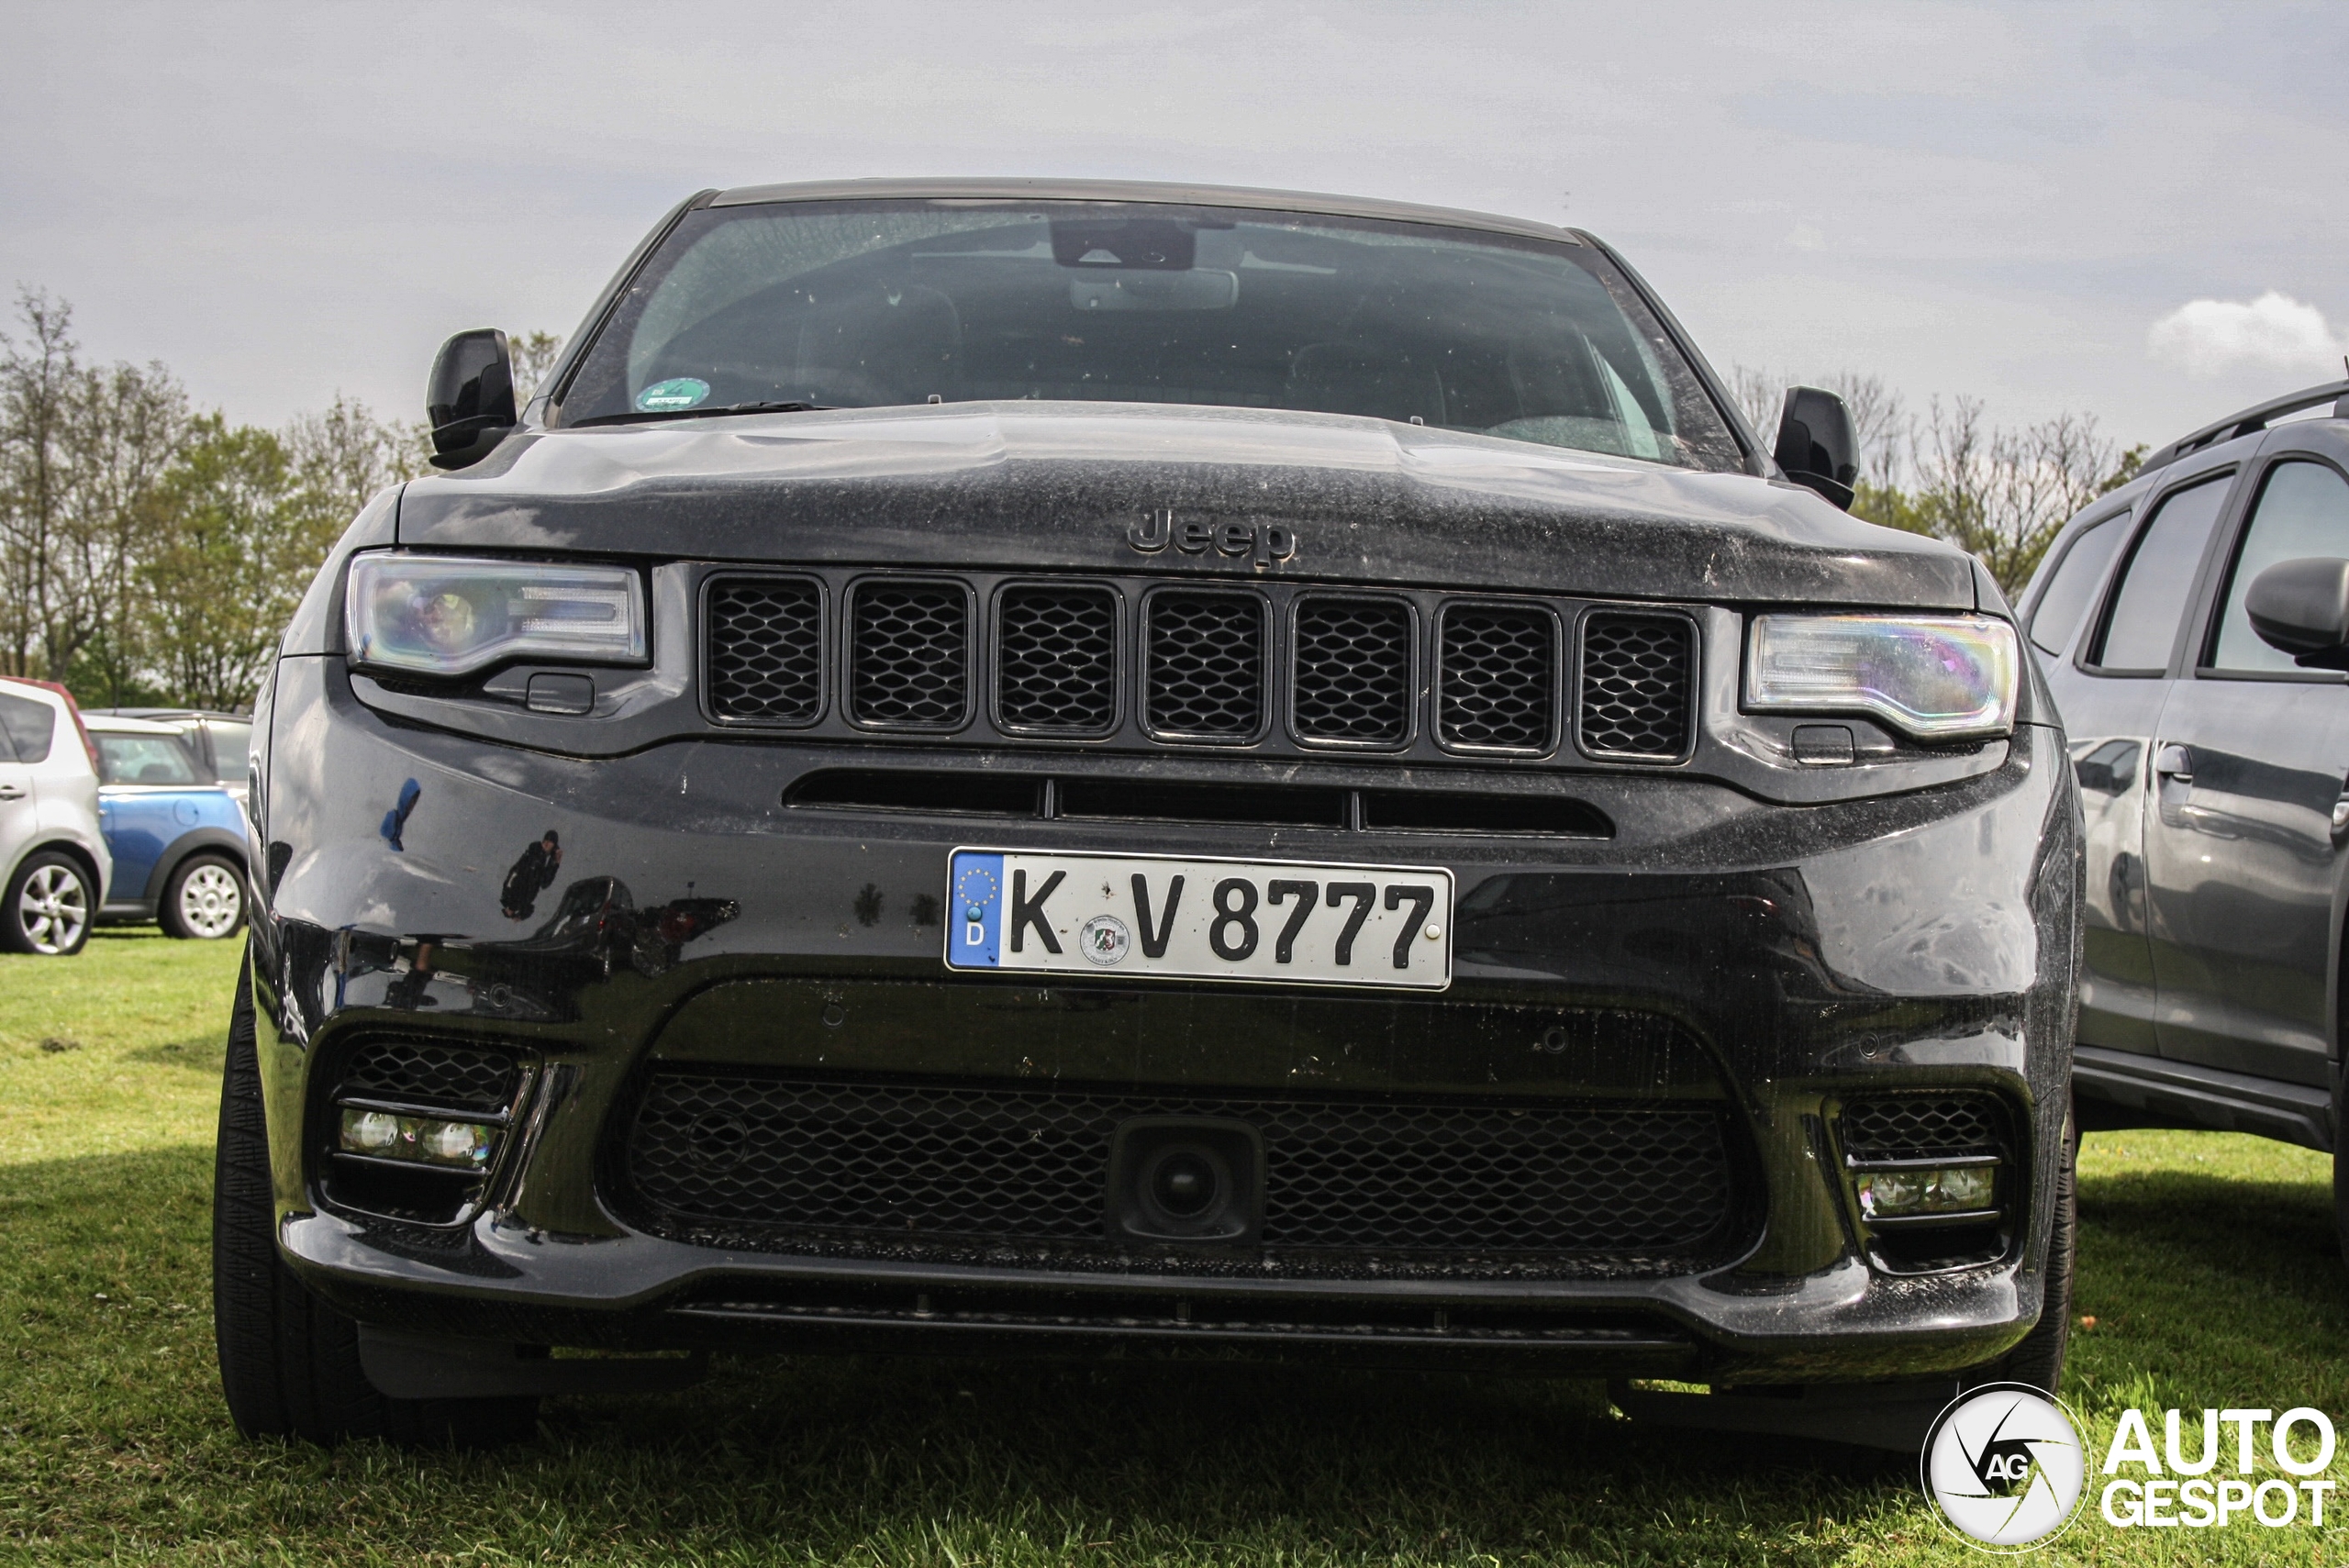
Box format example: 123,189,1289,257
1772,386,1860,510
427,328,518,471
2247,556,2349,669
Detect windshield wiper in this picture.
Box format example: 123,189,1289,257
570,400,835,428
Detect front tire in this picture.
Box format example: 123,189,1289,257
1966,1108,2077,1396
2,850,94,955
161,853,246,940
211,954,539,1447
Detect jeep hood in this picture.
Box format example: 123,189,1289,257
395,402,1980,609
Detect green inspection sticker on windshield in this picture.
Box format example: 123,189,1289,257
634,377,710,412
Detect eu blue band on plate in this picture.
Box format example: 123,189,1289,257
947,851,1004,969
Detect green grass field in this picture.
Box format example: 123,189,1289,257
5,933,2347,1564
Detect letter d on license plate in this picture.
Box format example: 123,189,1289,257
945,849,1452,990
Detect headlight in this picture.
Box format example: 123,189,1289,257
346,554,645,677
1745,614,2019,740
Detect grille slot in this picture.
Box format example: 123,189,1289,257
785,768,1042,817
1439,604,1555,751
1578,612,1694,760
623,1073,1735,1260
996,584,1118,733
1841,1095,2008,1160
1358,787,1609,838
1291,595,1413,745
850,581,969,728
337,1040,519,1115
1144,591,1265,740
706,577,823,723
1057,779,1349,828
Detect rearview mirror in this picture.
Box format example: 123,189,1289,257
2247,556,2349,669
1772,386,1860,510
427,328,518,471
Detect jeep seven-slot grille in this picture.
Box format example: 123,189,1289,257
701,573,1702,762
1145,592,1264,740
707,577,823,722
1578,612,1694,760
1292,596,1412,745
622,1073,1734,1260
1440,604,1555,751
996,585,1118,732
851,582,968,728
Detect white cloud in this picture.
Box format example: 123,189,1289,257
2147,290,2347,378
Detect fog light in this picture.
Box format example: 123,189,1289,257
1857,1163,1997,1218
344,1109,402,1153
340,1108,498,1169
420,1118,496,1166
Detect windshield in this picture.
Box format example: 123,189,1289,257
556,199,1744,471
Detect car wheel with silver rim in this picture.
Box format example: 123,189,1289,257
3,851,95,956
161,853,246,940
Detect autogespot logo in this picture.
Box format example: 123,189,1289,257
1922,1384,2088,1551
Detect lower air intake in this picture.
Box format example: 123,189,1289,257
621,1073,1737,1264
1840,1095,2009,1160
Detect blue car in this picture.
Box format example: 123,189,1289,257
84,714,248,939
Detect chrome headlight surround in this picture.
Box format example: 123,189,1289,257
345,553,647,678
1744,613,2020,741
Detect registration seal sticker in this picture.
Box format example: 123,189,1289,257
635,376,711,412
1078,913,1131,966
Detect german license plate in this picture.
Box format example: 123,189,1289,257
944,849,1453,990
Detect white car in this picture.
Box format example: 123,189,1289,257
0,678,113,956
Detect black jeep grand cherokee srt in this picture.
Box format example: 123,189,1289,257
213,180,2080,1451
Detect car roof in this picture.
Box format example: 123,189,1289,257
0,677,67,707
83,714,194,737
91,706,248,723
707,177,1588,249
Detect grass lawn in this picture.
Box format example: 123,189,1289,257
6,932,2348,1564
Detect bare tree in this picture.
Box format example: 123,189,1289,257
0,289,187,685
1813,370,1909,491
1726,365,1909,489
507,330,565,407
283,393,430,524
1911,398,2115,595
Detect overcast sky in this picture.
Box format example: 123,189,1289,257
7,1,2347,456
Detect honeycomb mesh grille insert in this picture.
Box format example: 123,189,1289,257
1841,1095,2007,1160
996,585,1117,732
337,1040,519,1114
624,1074,1734,1253
850,582,968,728
1291,596,1413,744
1439,604,1555,750
1145,592,1264,739
706,577,823,722
1578,612,1694,759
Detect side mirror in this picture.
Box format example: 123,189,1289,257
2247,557,2349,669
426,328,518,471
1772,386,1860,510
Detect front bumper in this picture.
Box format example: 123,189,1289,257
252,654,2078,1382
